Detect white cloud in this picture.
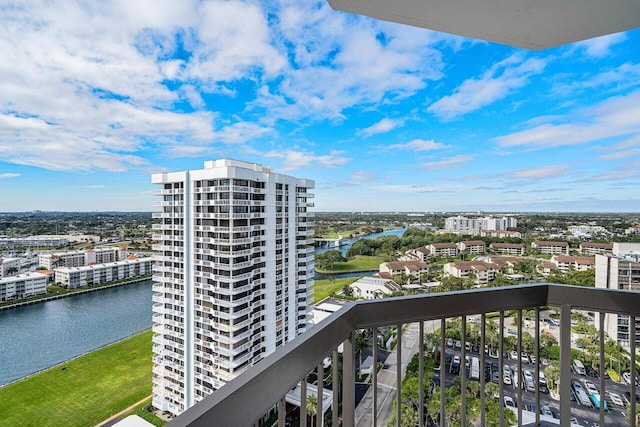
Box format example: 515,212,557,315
371,183,474,193
0,173,20,179
419,155,473,171
428,54,547,120
349,170,375,181
357,118,402,137
552,62,640,95
263,149,351,171
572,33,627,58
585,170,640,182
495,90,640,149
507,165,570,179
388,139,447,152
251,1,447,121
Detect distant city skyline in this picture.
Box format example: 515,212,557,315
1,1,639,213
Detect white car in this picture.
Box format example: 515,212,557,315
504,396,516,408
510,350,518,360
623,372,632,384
446,338,454,348
584,381,598,394
608,391,624,407
570,417,580,426
503,372,512,385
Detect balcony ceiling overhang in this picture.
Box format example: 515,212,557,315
327,0,640,50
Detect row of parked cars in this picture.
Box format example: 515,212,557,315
570,378,626,409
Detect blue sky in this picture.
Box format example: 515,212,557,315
1,1,639,212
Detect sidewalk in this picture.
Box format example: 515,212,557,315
95,394,152,427
354,322,422,426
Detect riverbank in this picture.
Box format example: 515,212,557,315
0,330,155,427
314,255,386,275
0,274,152,311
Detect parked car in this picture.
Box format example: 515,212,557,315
446,338,454,348
586,365,600,378
624,391,640,404
583,381,598,395
521,352,530,364
455,340,462,349
503,364,511,375
571,379,593,408
504,396,516,408
538,371,549,393
523,371,536,392
492,371,500,384
541,405,554,417
623,372,632,385
589,392,608,410
503,371,512,385
510,350,518,360
451,355,461,374
608,391,624,407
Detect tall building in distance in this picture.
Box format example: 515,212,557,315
595,243,640,349
150,159,315,417
443,215,517,235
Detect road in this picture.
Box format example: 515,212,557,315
355,321,441,426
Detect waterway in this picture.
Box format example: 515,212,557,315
314,227,410,256
0,228,414,386
0,279,153,386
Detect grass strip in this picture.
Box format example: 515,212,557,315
0,330,153,427
314,277,360,303
315,255,386,274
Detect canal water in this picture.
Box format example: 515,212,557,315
0,228,417,386
314,227,409,256
0,279,153,386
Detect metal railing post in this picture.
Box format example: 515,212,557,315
278,398,285,427
301,378,307,427
632,316,637,427
559,304,572,426
395,323,402,427
599,312,605,427
535,306,540,427
317,363,324,427
460,315,467,427
419,321,424,427
480,313,486,427
440,318,446,427
517,308,522,426
332,350,339,427
499,311,504,427
372,326,378,427
343,331,355,427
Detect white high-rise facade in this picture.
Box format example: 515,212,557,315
150,159,315,416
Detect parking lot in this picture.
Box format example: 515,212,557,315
439,342,635,426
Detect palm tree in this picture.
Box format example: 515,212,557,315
545,362,560,394
306,394,317,426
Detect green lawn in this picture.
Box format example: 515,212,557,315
316,255,386,274
0,330,154,427
314,277,359,303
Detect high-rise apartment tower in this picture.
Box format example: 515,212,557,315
151,159,315,416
